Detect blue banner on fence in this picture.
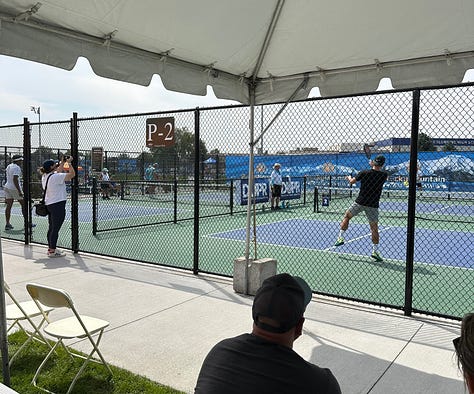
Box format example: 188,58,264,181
239,178,302,205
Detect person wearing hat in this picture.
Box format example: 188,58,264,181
99,168,111,200
39,156,75,257
4,154,27,230
195,273,341,394
334,155,388,261
269,162,283,210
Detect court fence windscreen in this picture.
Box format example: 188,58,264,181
1,84,473,320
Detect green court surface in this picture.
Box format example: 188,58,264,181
3,195,472,319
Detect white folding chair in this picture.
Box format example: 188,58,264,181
26,283,113,394
4,282,54,367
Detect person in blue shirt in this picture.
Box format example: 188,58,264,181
144,163,158,196
269,163,283,210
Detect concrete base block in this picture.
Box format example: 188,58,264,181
233,257,277,295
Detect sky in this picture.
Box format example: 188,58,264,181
0,55,241,125
1,54,473,154
1,54,473,127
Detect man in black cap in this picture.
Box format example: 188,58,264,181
4,154,26,230
334,155,388,261
195,273,341,394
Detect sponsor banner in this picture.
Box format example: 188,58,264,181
240,178,302,205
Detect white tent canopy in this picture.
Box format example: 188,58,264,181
1,0,474,104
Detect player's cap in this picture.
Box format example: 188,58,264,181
12,154,23,162
373,155,386,166
153,163,158,167
102,168,109,172
42,159,59,172
273,162,281,168
252,273,312,333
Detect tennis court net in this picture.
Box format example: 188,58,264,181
91,180,236,233
117,180,234,207
314,186,474,224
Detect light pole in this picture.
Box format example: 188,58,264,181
30,106,41,163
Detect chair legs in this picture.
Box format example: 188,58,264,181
32,328,113,394
8,316,53,368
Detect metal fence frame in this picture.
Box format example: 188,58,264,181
1,82,473,320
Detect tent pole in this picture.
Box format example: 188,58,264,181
0,238,11,386
254,75,309,147
243,86,256,294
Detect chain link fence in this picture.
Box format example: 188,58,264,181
1,84,473,319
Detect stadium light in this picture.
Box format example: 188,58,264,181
30,106,41,162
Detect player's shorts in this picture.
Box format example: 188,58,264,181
4,187,23,200
347,202,379,223
100,182,110,189
271,184,282,197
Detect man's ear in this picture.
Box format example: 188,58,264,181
294,317,305,340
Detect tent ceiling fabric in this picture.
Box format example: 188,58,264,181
1,0,474,104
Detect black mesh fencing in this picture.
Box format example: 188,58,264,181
1,83,473,320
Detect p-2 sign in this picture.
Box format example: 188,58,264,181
146,117,175,147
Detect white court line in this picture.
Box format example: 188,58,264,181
323,225,395,252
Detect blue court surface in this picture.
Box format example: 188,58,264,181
380,200,474,216
210,218,472,269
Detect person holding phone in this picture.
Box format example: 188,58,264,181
39,156,75,257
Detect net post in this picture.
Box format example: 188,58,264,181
313,187,319,213
303,176,307,205
230,179,234,215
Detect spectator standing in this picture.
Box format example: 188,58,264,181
270,162,283,210
145,163,159,196
40,156,75,257
4,155,26,231
195,273,341,394
99,168,111,200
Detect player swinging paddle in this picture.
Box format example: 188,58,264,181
334,155,388,262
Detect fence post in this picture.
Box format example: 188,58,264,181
92,177,98,235
71,113,79,253
23,118,32,244
404,89,420,317
193,108,200,275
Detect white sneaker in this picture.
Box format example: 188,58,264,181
47,249,66,258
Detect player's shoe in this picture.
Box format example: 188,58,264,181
371,251,383,262
334,237,344,247
4,224,13,231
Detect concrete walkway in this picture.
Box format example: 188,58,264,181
1,239,465,394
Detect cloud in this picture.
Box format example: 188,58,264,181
0,55,238,124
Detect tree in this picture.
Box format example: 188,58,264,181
149,127,208,179
442,142,457,152
417,132,436,151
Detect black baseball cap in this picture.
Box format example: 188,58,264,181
373,155,386,166
12,154,23,162
42,159,59,172
252,273,312,333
